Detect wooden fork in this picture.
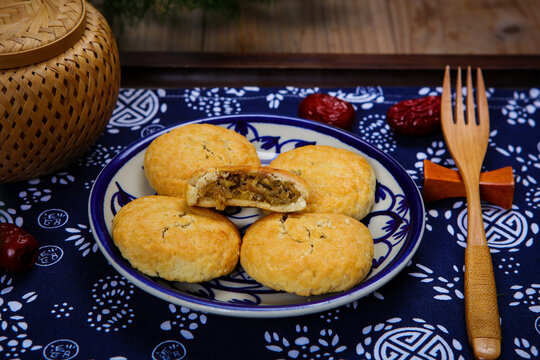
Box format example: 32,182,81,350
441,66,502,360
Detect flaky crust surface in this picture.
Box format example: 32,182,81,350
240,212,374,296
269,145,376,220
186,166,309,212
112,195,241,283
144,124,261,198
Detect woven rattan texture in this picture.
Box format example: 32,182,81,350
0,3,120,182
0,0,84,54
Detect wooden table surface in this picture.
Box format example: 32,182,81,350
105,0,540,88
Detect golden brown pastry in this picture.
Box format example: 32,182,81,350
240,212,374,296
112,195,241,283
143,124,261,198
185,166,309,212
269,145,376,220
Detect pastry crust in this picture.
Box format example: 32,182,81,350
269,145,376,220
112,195,241,283
143,124,261,198
240,212,374,296
186,166,309,212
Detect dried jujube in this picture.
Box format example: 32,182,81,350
298,93,356,130
0,223,39,272
386,95,441,136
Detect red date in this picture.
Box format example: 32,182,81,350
298,93,355,130
386,95,441,136
0,223,39,272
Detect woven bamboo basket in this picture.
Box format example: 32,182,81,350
0,0,120,182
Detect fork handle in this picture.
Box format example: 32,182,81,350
465,244,502,359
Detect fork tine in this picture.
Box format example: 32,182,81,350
441,65,453,126
455,67,464,124
466,67,475,125
476,68,490,131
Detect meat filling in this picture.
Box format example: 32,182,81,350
200,173,301,209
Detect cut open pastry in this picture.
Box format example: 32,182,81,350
186,166,309,212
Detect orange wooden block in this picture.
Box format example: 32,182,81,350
422,160,515,209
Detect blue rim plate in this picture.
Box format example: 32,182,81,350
88,114,425,318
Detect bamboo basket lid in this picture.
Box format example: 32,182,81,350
0,0,86,69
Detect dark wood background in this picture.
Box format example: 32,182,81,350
108,0,540,88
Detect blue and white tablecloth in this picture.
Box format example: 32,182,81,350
0,85,539,360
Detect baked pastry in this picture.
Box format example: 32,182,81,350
143,124,261,198
240,212,374,296
112,195,241,283
269,145,376,220
186,166,309,212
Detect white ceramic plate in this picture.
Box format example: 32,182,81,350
88,114,425,318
